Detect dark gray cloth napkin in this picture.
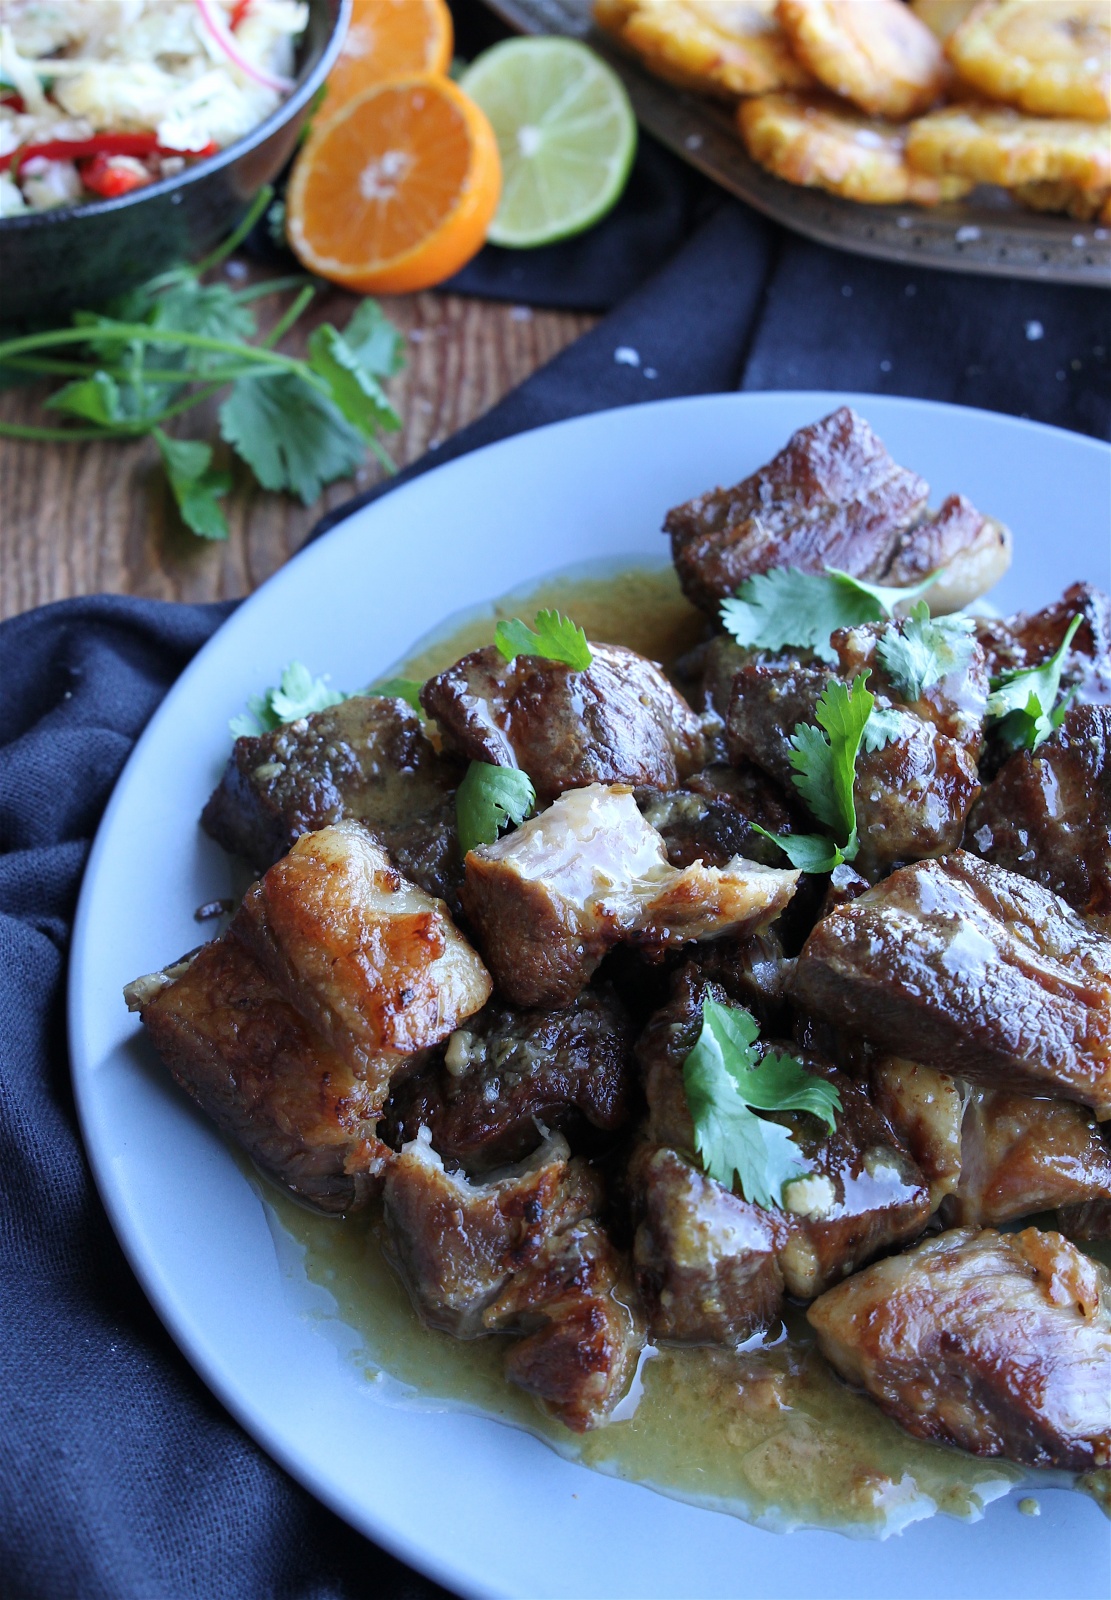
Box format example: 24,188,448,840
2,151,1109,1600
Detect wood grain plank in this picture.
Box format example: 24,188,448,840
0,274,594,620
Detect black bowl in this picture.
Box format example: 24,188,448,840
0,0,350,327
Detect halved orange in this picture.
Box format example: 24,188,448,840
324,0,453,112
287,76,502,294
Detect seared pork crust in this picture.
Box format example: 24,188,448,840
637,761,801,872
124,937,390,1213
870,1057,967,1211
793,852,1111,1116
201,695,461,893
232,820,491,1096
382,1129,601,1337
969,705,1111,927
420,642,705,803
666,407,930,616
486,1219,646,1432
944,1088,1111,1226
631,1143,790,1343
382,987,638,1171
808,1226,1111,1471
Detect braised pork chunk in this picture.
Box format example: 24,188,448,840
969,705,1111,928
382,1129,642,1429
462,784,799,1007
382,986,637,1172
793,852,1111,1115
421,641,705,802
666,408,931,614
870,1057,967,1211
945,1089,1111,1227
808,1227,1111,1471
637,761,801,872
630,963,929,1340
201,694,461,894
232,820,491,1097
124,937,390,1213
974,581,1111,693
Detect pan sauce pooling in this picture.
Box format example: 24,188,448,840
125,408,1111,1533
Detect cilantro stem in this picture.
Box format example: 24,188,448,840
231,273,309,303
262,283,315,348
191,185,274,277
365,431,398,475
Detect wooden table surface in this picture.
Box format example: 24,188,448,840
0,270,594,622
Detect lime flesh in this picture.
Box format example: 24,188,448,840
460,37,637,249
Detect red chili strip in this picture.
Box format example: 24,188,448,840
79,153,153,198
229,0,253,28
0,92,26,112
0,132,219,174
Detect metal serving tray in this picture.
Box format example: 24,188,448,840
484,0,1111,288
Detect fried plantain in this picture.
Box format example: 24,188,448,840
947,1,1110,121
776,0,949,118
595,0,813,99
910,0,979,43
906,101,1111,185
739,90,973,203
1014,177,1111,220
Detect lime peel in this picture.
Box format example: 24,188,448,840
460,37,637,249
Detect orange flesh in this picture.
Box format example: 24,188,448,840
325,0,453,107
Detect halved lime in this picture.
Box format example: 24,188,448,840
460,37,637,249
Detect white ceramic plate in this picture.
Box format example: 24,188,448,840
70,393,1111,1600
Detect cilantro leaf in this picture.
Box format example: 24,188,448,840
44,371,122,425
751,826,847,874
219,373,365,504
720,566,940,666
986,614,1083,752
877,601,976,702
229,661,347,737
307,323,401,439
456,761,536,855
861,703,915,752
494,610,593,670
368,677,425,715
149,279,257,352
682,998,841,1208
342,299,407,379
154,429,231,540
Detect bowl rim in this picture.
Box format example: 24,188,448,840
0,0,352,233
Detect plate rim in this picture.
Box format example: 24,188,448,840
67,390,1111,1600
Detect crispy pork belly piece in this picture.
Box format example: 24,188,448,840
969,705,1111,927
1058,1199,1111,1240
595,0,813,99
808,1226,1111,1471
793,851,1111,1116
637,762,801,872
485,1219,645,1432
870,1057,967,1211
381,1127,601,1337
631,1143,790,1344
420,642,705,804
631,963,929,1336
232,821,491,1096
382,987,638,1171
974,581,1111,694
201,695,460,889
124,938,389,1214
944,1088,1111,1226
726,652,982,877
461,785,799,1008
665,408,930,616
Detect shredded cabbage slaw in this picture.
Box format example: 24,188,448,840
0,0,307,214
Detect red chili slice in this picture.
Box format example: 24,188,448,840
79,153,153,198
0,132,219,175
230,0,253,28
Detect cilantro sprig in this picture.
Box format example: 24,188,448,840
683,999,841,1209
985,613,1082,752
755,672,889,873
0,188,405,537
877,601,976,701
229,661,347,738
456,762,537,856
720,565,941,666
494,610,593,670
